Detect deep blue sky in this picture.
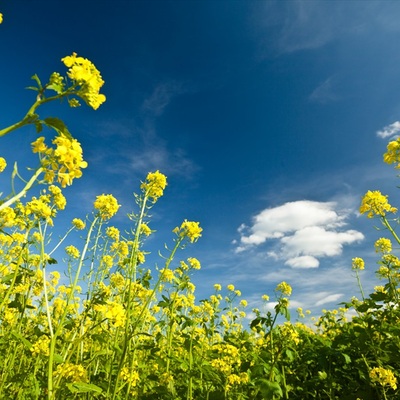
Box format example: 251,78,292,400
2,0,400,319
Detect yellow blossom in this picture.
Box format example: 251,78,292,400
65,245,80,258
276,281,292,296
173,219,202,243
374,238,392,254
214,283,222,291
369,367,397,390
352,257,365,271
0,13,3,24
140,170,167,200
72,218,85,230
94,194,120,220
54,363,88,383
227,284,235,291
0,157,6,172
187,257,201,270
383,138,400,168
61,52,106,110
360,190,397,218
106,226,120,241
140,223,152,236
30,336,50,356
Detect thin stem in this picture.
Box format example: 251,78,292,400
0,167,44,211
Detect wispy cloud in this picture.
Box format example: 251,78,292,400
142,81,185,116
235,200,364,268
309,77,339,104
376,121,400,139
255,1,400,55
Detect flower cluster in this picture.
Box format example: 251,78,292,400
173,219,202,243
352,257,365,271
140,170,167,201
360,190,397,218
93,194,120,220
369,367,397,390
32,134,88,188
383,138,400,168
61,52,106,110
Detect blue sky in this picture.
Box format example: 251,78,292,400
2,0,400,320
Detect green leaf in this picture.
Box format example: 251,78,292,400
11,331,32,349
31,74,43,90
259,379,283,398
43,117,73,140
66,382,103,394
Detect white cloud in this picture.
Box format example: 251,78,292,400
309,77,339,104
236,200,364,268
315,293,344,306
376,121,400,139
142,81,185,116
285,255,319,268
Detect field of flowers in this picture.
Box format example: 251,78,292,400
0,15,400,400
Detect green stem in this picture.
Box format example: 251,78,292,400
382,217,400,246
0,167,44,211
47,216,98,400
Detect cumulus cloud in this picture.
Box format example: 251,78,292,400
236,200,364,268
376,121,400,139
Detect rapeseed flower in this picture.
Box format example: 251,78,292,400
106,226,120,241
94,194,120,220
54,363,88,383
369,366,397,390
352,257,365,271
375,238,392,254
72,218,85,230
140,170,167,201
61,52,106,110
276,281,292,296
360,190,397,218
0,157,6,172
65,245,80,258
173,219,202,243
383,138,400,168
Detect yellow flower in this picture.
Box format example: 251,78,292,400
65,245,80,259
187,257,201,270
262,294,270,301
140,223,152,236
374,238,392,254
369,367,397,390
72,218,85,230
140,170,167,201
383,138,400,168
94,194,120,220
106,226,120,241
160,268,174,282
352,257,365,271
0,13,3,24
173,220,202,243
61,52,106,110
227,284,235,291
0,157,6,172
94,300,126,327
360,190,397,218
54,363,88,383
49,185,66,210
30,336,50,356
214,284,222,291
276,281,292,296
